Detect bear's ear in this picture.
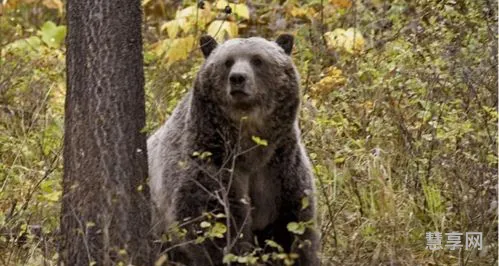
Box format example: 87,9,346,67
200,35,218,58
275,34,294,55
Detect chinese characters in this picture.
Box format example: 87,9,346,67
426,232,482,251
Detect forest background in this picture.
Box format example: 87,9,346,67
0,0,497,265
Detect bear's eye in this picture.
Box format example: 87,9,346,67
251,57,263,66
224,58,234,68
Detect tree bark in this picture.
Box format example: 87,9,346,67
60,0,152,265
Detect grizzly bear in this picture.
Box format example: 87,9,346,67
148,34,319,265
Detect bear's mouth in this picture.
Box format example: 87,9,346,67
229,96,258,111
229,87,251,98
230,90,249,98
231,100,254,110
228,87,255,106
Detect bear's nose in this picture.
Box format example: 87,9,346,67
229,73,247,86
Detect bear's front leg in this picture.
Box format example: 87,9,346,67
279,196,320,266
270,147,320,266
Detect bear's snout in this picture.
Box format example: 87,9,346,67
229,72,247,86
229,72,251,98
228,62,255,102
227,60,255,100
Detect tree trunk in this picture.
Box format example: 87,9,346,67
60,0,152,265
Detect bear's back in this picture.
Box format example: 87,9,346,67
148,93,192,229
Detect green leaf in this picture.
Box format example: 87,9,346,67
334,156,345,163
86,222,96,228
3,36,42,55
251,136,268,146
287,222,306,235
214,213,226,218
39,21,66,48
209,222,227,238
237,256,248,263
223,254,238,264
192,151,212,159
43,191,61,202
200,221,211,228
301,196,310,210
265,239,284,252
199,151,212,159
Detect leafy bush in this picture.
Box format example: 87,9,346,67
0,0,496,265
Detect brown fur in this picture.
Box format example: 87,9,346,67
148,35,319,266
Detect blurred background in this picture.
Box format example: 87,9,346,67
0,0,497,265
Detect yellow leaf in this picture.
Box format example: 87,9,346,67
154,255,167,266
176,6,197,19
142,0,154,7
329,0,352,8
207,20,238,42
344,28,365,53
215,0,230,9
289,6,308,18
194,3,214,27
161,19,182,38
226,21,238,38
324,28,347,50
324,28,365,54
363,100,374,111
178,17,193,33
234,3,250,19
311,66,346,99
149,39,171,57
165,36,195,65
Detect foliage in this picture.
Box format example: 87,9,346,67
0,0,497,265
0,4,65,263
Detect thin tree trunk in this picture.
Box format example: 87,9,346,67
60,0,152,265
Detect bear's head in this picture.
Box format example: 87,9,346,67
194,34,300,124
